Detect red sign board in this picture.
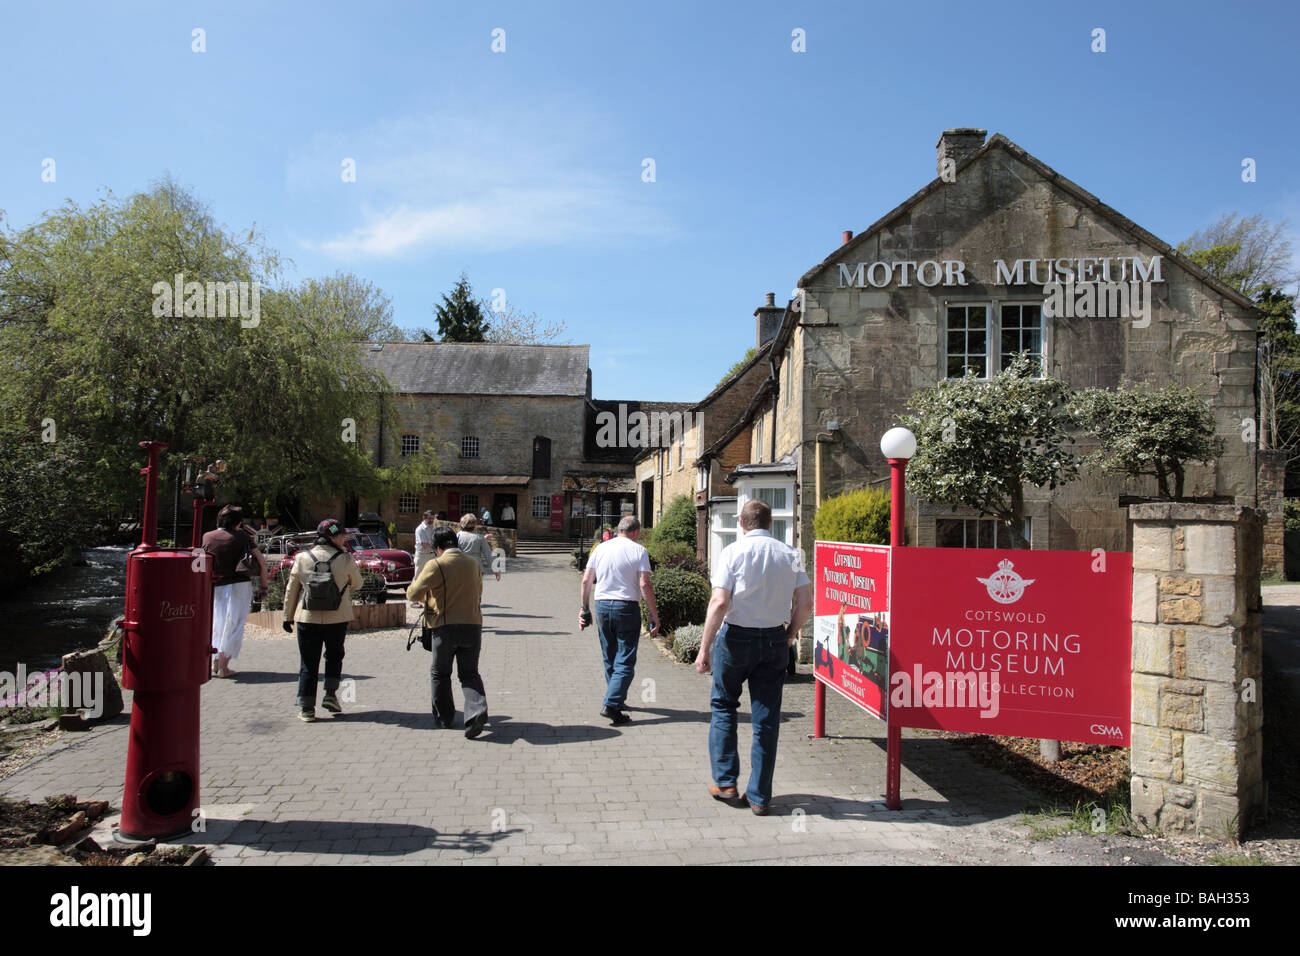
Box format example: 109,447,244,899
889,547,1132,745
550,494,564,532
812,542,891,720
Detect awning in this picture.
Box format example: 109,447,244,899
423,475,532,487
562,474,637,494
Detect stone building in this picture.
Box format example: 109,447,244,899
694,129,1267,575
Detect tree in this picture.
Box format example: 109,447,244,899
1178,212,1295,296
1255,287,1300,463
899,354,1079,548
480,298,568,344
432,271,488,342
0,179,434,574
716,346,757,387
1070,382,1226,500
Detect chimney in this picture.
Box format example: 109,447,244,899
936,128,987,171
842,230,853,246
755,292,783,349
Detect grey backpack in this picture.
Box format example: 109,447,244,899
302,549,346,611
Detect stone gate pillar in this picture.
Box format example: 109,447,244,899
1128,503,1265,837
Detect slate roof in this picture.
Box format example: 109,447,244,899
361,342,590,397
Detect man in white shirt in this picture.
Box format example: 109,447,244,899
412,511,437,607
500,502,516,528
579,516,660,725
695,499,812,814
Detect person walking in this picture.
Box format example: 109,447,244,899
579,515,659,726
457,513,501,584
694,499,812,814
407,526,489,737
202,505,268,678
412,510,437,608
282,518,364,722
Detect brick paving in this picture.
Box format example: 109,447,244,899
4,553,1124,865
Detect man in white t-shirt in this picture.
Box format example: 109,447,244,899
412,511,437,607
695,498,812,814
579,516,660,725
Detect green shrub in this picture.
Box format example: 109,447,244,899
813,486,892,545
647,494,697,551
671,624,704,663
357,569,388,604
263,567,290,611
643,566,710,635
647,538,703,574
1285,499,1300,532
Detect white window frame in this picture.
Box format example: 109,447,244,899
999,301,1046,379
944,299,1048,381
400,434,420,457
735,478,795,547
945,303,991,380
709,500,739,579
398,492,419,514
531,495,549,518
461,493,479,514
460,436,480,458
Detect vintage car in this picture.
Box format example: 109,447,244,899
265,529,414,586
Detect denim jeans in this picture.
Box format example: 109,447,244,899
296,622,347,708
709,623,789,808
595,599,641,709
430,624,487,727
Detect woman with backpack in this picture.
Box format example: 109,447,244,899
282,518,364,722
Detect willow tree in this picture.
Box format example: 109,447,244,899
0,178,433,566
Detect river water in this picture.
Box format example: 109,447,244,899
0,546,130,674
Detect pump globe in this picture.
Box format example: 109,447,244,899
880,427,917,460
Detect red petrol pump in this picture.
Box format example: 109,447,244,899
119,441,215,841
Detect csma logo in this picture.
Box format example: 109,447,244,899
1090,723,1123,738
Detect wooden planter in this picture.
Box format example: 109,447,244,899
246,602,408,633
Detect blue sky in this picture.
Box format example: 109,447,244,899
3,0,1297,401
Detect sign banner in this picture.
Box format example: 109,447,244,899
889,547,1132,745
812,542,891,720
550,494,564,532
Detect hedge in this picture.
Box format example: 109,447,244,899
643,566,710,635
813,486,892,545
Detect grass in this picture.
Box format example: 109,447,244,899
1021,798,1138,841
1206,851,1270,866
0,705,62,725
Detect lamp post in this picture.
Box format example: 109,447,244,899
595,476,608,541
879,426,916,811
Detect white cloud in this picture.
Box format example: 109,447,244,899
290,102,676,258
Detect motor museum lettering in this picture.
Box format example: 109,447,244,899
836,254,1165,289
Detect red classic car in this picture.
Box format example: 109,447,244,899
265,529,414,586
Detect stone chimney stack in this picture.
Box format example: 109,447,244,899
936,128,987,171
755,292,783,348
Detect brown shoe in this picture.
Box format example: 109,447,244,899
750,804,770,816
709,784,739,801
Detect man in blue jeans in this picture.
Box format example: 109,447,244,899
579,516,660,725
695,499,813,814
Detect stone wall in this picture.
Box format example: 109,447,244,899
1128,503,1265,837
1258,449,1287,578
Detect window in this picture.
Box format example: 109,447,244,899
741,481,795,546
755,417,764,462
677,432,684,468
1000,304,1043,376
401,434,420,457
936,517,1032,549
784,358,791,407
460,436,480,458
532,495,549,518
399,492,419,514
461,493,479,514
710,503,739,578
756,486,787,510
946,305,989,378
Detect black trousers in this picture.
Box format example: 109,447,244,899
431,623,487,726
296,621,347,707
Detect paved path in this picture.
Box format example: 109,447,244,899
4,554,1165,865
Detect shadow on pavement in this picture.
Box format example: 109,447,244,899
212,817,518,856
469,714,621,745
